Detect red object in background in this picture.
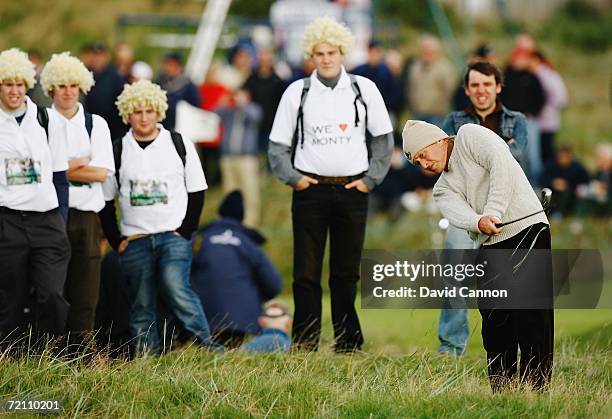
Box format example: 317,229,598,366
199,83,231,111
198,83,230,148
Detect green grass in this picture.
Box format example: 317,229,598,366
1,306,610,417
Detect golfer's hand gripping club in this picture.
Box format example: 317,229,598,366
494,188,553,228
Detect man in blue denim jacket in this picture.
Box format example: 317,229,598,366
437,61,528,356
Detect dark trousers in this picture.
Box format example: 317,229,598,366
540,131,556,166
291,185,367,352
0,208,70,349
479,223,554,392
65,209,102,338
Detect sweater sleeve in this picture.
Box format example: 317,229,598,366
362,132,393,190
177,190,205,239
433,175,482,233
268,141,303,187
98,199,123,251
461,126,515,220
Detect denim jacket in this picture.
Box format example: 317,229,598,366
442,105,528,164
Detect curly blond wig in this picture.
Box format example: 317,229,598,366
40,52,94,96
115,80,168,124
302,16,353,58
0,48,36,88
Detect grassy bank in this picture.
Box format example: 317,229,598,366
1,308,610,417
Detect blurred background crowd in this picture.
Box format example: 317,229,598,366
18,0,611,226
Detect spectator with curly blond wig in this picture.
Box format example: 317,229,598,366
0,48,71,351
98,79,221,356
41,52,115,351
268,16,393,353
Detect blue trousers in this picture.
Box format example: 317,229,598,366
120,232,214,356
438,225,473,355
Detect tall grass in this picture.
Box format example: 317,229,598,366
1,309,610,417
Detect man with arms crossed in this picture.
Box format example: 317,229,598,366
268,17,393,352
99,80,218,356
0,48,70,348
403,120,553,392
437,61,528,356
40,52,114,349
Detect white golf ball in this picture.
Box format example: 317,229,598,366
438,218,449,230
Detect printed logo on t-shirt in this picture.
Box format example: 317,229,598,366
69,180,92,188
5,157,41,185
129,179,168,206
311,124,352,146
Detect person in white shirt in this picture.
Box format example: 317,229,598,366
99,80,220,356
0,48,71,349
40,52,114,348
402,120,553,392
268,17,393,352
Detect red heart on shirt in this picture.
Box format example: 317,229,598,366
339,123,348,131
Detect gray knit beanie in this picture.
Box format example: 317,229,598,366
402,120,450,164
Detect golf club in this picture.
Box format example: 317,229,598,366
495,188,553,228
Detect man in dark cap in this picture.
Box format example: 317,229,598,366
190,190,283,348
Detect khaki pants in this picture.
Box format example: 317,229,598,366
220,155,260,227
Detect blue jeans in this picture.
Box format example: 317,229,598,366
238,328,291,353
120,232,214,356
524,117,542,186
438,225,472,355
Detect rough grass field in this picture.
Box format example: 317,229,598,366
1,177,610,417
1,308,610,417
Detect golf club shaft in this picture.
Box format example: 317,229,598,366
494,209,545,228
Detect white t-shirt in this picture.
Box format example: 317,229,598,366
102,125,207,236
0,97,68,211
269,67,392,176
55,104,115,213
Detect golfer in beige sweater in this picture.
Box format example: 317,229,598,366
402,120,553,392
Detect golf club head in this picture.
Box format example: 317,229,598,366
541,188,553,212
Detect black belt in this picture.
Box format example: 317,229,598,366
0,206,48,216
299,171,364,186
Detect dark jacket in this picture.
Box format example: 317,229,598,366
84,64,126,140
190,219,282,335
501,68,545,117
155,74,201,130
442,105,528,164
244,70,285,134
541,160,590,192
351,62,397,111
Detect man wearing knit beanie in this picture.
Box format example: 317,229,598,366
218,188,245,222
403,120,554,392
191,190,282,349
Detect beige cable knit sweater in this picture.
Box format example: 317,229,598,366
433,124,549,247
